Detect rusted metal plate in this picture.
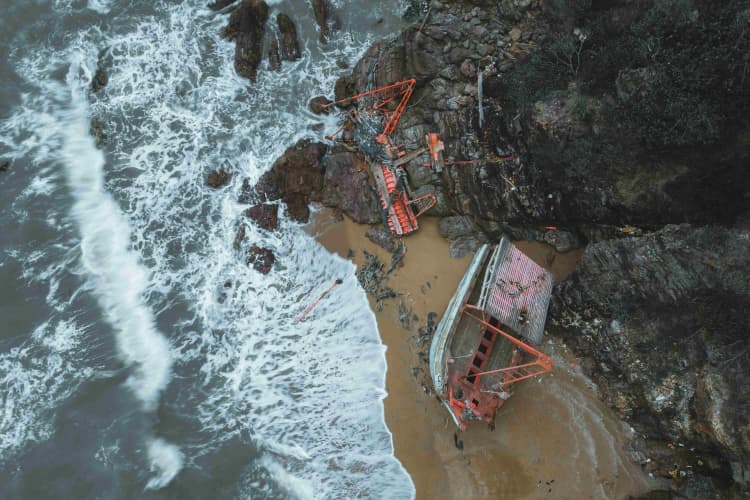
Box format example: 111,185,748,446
478,237,553,345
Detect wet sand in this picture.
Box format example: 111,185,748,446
309,210,661,499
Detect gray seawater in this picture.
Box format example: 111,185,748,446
0,0,414,497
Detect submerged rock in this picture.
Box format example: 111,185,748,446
551,224,750,488
247,245,275,274
91,68,108,92
206,168,231,188
309,95,332,114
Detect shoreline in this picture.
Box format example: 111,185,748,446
308,208,661,499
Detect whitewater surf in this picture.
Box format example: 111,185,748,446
0,0,415,497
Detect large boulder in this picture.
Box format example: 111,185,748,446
222,0,269,81
255,139,326,222
243,203,278,231
550,224,750,490
247,245,275,274
320,152,380,224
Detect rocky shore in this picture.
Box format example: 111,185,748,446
217,0,749,497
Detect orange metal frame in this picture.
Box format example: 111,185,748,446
323,79,416,145
462,304,554,382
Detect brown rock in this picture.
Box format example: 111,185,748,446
247,245,275,274
244,203,278,230
207,168,231,188
309,95,332,114
277,13,301,61
320,152,380,224
267,36,281,71
222,0,269,81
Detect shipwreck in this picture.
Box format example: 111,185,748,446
323,79,443,237
429,237,555,430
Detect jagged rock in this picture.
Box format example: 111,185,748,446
243,203,278,231
277,13,301,61
550,225,750,486
320,152,380,224
309,96,332,114
0,161,9,173
255,139,326,222
247,245,275,274
222,0,269,81
91,68,108,92
366,225,396,253
207,168,231,188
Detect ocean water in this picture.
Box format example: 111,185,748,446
0,0,415,497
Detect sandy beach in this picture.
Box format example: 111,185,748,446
309,209,661,499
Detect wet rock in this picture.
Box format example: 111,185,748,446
277,13,301,61
233,224,246,250
0,160,9,173
366,225,396,253
246,245,275,274
243,203,278,231
320,152,380,224
255,139,326,222
206,168,231,188
267,37,281,71
222,0,269,81
309,95,332,114
91,68,108,92
90,117,106,147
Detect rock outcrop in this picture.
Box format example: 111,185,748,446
550,224,750,495
222,0,269,81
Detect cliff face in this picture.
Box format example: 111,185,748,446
550,224,750,495
253,1,750,495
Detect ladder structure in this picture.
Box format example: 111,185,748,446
323,79,444,237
